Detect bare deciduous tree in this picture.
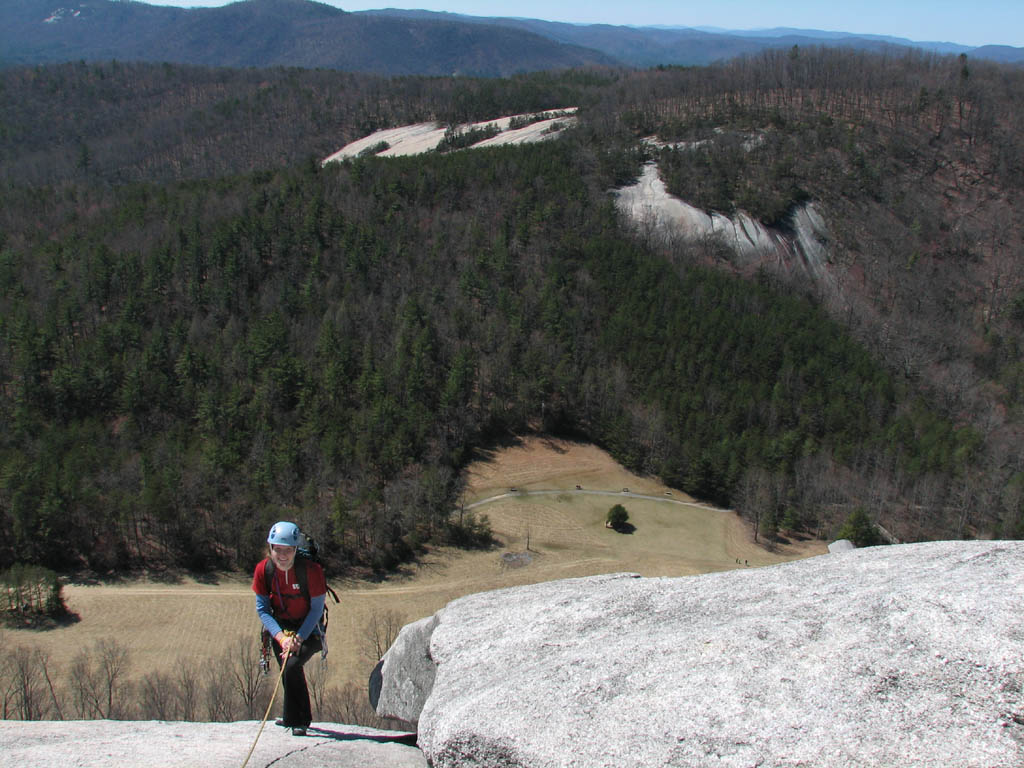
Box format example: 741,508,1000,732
69,638,133,719
138,671,179,721
176,665,200,722
97,638,133,719
319,681,393,730
736,466,782,542
362,609,406,665
8,646,52,721
225,633,266,719
202,659,236,723
69,648,104,719
306,657,330,716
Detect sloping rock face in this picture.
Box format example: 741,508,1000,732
321,109,578,163
376,541,1024,768
0,720,424,768
613,162,832,283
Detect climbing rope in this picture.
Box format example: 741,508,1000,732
240,631,295,768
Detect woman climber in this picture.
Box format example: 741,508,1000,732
251,521,326,736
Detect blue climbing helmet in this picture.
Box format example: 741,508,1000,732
267,521,301,547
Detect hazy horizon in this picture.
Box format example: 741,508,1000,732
132,0,1024,49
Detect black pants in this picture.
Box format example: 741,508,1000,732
271,632,323,728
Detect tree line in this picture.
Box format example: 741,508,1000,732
0,629,397,728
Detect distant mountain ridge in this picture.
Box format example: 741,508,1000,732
0,0,618,74
361,9,1024,67
694,25,969,51
2,0,1022,73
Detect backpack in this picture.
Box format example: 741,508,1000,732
260,530,340,665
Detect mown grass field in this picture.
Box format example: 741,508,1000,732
13,437,826,697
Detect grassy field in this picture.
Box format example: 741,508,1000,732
11,436,827,701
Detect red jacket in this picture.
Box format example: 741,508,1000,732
251,557,326,624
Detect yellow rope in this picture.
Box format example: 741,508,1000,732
240,632,295,768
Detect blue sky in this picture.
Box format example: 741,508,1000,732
142,1,1024,48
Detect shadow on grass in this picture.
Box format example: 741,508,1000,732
466,432,526,465
2,608,81,631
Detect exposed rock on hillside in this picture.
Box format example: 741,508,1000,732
322,109,578,163
614,162,832,283
376,541,1024,767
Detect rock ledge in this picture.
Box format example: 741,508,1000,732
378,541,1024,768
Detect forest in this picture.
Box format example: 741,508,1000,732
1,47,1023,578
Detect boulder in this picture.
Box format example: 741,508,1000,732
828,538,855,553
375,541,1024,767
375,614,439,726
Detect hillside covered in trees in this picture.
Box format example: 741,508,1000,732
1,48,1022,575
0,0,618,75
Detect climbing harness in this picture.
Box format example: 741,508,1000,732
259,629,273,674
239,631,296,768
263,546,339,660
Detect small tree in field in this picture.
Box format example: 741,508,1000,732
836,507,883,547
606,504,629,531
